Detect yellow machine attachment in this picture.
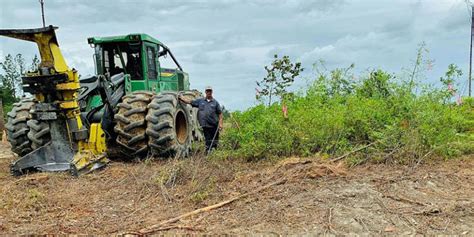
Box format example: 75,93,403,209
72,123,109,175
0,26,108,175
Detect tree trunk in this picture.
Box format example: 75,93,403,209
0,98,4,133
268,82,273,107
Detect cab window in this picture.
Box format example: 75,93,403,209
146,46,157,79
102,43,142,80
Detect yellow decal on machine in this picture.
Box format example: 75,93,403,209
160,72,174,77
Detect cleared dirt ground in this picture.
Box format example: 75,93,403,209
0,143,472,235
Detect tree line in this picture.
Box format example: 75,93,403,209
0,54,40,132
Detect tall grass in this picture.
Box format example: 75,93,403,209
214,65,474,165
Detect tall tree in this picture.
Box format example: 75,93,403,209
0,54,43,127
30,54,40,72
0,53,26,98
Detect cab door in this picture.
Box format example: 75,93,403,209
145,43,160,93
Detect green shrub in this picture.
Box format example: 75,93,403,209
217,65,474,164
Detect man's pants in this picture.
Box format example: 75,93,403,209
203,126,219,152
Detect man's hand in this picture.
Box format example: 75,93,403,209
178,95,190,104
218,123,223,131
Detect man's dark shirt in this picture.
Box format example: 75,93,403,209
191,98,222,128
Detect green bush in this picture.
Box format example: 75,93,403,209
215,66,474,164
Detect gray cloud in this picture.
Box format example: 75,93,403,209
0,0,472,110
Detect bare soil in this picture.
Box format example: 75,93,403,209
0,143,472,235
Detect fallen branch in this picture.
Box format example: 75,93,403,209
383,194,427,206
138,178,287,234
330,141,378,162
413,207,442,216
412,150,433,170
380,145,401,163
325,207,336,234
150,225,203,232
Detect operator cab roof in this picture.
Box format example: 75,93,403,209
87,33,163,46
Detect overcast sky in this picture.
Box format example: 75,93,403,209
0,0,472,110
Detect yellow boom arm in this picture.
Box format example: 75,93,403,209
0,26,108,175
0,26,68,72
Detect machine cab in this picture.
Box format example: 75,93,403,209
87,34,190,93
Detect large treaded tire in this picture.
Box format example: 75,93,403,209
6,98,35,156
181,90,204,142
27,120,51,150
146,92,192,158
114,91,154,158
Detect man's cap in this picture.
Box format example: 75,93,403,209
205,86,213,91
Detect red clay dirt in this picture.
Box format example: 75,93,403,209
0,143,472,235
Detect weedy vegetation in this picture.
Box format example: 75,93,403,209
213,51,474,165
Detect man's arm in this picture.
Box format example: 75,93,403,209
179,95,199,107
178,95,192,104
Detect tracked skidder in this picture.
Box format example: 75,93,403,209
1,26,203,176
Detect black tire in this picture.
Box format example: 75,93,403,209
113,91,154,158
5,98,35,156
146,92,192,157
27,119,51,150
181,90,204,142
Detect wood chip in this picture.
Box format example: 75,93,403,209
384,225,396,232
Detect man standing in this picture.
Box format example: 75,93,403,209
179,86,223,152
